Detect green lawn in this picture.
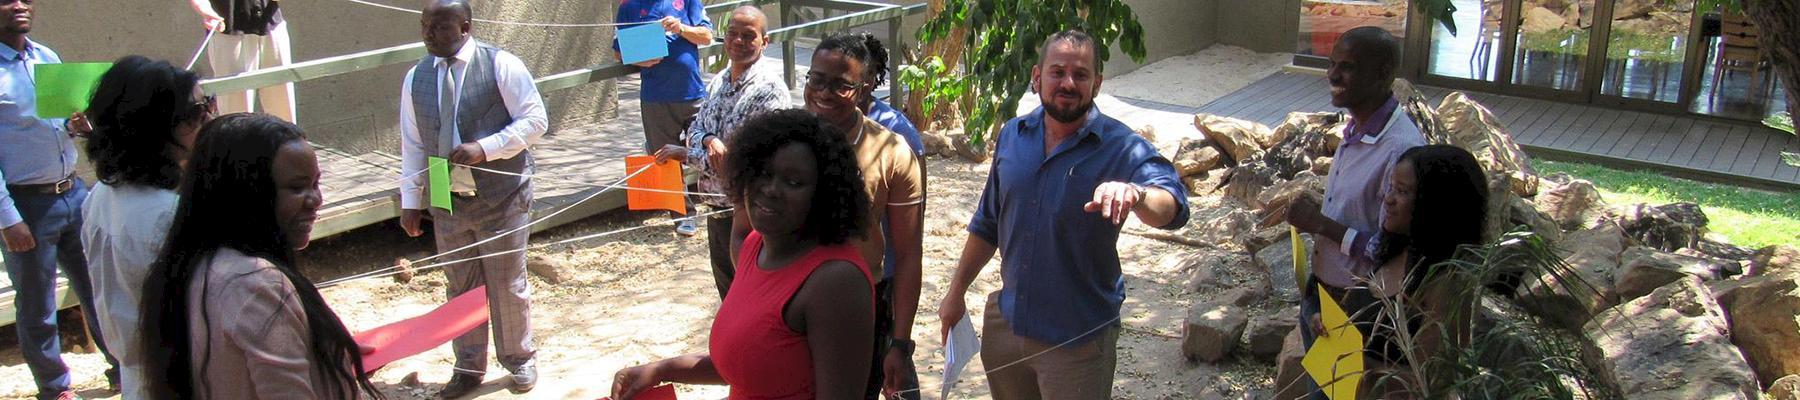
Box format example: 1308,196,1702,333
1531,160,1800,249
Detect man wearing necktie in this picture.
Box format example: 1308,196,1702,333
395,0,548,397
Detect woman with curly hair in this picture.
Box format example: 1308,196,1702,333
140,113,379,399
1362,144,1488,398
611,109,875,400
79,55,215,399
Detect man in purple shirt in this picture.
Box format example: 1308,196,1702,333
938,30,1189,398
1283,26,1426,399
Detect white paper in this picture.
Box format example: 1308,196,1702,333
941,314,980,400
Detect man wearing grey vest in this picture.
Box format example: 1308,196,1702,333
396,1,548,397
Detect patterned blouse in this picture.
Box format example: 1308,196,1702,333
683,61,794,208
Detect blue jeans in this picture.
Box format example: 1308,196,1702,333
2,181,114,398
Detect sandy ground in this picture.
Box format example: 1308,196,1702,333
0,44,1292,399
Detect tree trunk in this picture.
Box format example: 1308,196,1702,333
903,0,967,131
1745,0,1798,120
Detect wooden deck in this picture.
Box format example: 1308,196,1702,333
1188,72,1800,190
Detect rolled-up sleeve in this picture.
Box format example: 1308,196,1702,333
477,51,549,161
1131,149,1189,230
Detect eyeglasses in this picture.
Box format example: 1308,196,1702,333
187,95,217,120
802,73,862,98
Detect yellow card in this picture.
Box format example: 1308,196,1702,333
1303,283,1363,400
1292,226,1307,294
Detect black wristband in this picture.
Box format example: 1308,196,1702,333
890,338,915,356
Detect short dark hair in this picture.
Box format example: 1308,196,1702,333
85,55,201,190
1040,29,1098,68
725,109,869,245
816,32,888,84
428,0,473,22
1338,26,1401,79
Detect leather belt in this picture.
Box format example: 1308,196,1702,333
6,177,75,195
452,191,478,198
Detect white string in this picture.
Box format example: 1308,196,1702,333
336,0,658,28
186,30,214,71
463,164,727,198
317,208,730,288
318,162,658,286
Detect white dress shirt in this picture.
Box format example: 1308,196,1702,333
397,41,548,210
80,182,180,399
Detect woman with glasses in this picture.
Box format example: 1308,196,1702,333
140,113,379,399
613,109,875,400
78,55,215,398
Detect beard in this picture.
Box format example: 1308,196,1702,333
1043,92,1093,124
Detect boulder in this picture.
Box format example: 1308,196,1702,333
1522,5,1568,33
1194,114,1270,164
1133,124,1157,143
1272,328,1311,400
1310,156,1332,176
1610,202,1709,252
1254,233,1314,303
1533,179,1606,231
1751,245,1800,277
1583,277,1757,399
1253,173,1324,229
1244,308,1300,362
1613,247,1735,302
1198,208,1258,250
1719,268,1800,388
919,129,953,156
1505,195,1564,244
1268,111,1346,158
1517,223,1628,332
1173,138,1225,176
1183,299,1249,362
1771,375,1800,400
1220,166,1280,209
1437,92,1540,197
1395,79,1451,145
1219,286,1268,308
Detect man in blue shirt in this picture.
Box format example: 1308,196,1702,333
0,1,119,398
616,0,712,236
937,30,1189,398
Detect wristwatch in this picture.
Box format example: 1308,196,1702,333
890,338,915,356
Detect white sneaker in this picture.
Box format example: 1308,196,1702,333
676,219,699,237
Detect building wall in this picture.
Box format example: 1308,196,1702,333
31,0,618,155
1216,0,1303,54
1106,0,1219,75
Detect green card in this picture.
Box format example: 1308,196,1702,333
33,63,113,119
428,156,453,213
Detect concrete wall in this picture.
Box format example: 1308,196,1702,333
1216,0,1303,54
31,0,618,154
1105,0,1219,75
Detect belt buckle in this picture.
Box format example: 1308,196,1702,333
53,179,73,194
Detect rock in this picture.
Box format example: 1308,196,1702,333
400,371,422,387
1437,92,1540,197
1271,328,1310,400
527,255,566,284
1533,179,1606,231
1268,112,1345,157
949,130,991,162
1507,195,1564,243
1199,208,1258,250
1517,223,1627,331
1253,173,1324,229
1522,6,1568,33
1194,114,1271,164
1751,245,1800,277
1173,138,1224,176
1719,268,1800,388
1220,287,1267,308
1610,202,1709,252
1183,299,1249,362
1133,124,1157,143
1253,233,1313,303
1583,277,1757,399
1244,308,1299,362
1310,156,1332,176
1771,375,1800,400
920,129,952,156
1220,166,1279,209
1614,247,1735,302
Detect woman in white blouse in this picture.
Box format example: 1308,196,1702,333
79,55,214,398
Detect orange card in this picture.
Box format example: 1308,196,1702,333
625,155,686,215
354,286,490,373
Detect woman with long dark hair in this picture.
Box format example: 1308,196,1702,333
1362,144,1489,397
139,113,378,399
611,109,876,399
79,55,214,399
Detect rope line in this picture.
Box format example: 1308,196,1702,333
463,164,727,198
337,0,658,28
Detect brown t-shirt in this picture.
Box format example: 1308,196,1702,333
850,116,924,280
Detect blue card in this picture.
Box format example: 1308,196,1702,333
618,23,670,65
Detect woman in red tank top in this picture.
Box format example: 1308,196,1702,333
611,109,876,399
